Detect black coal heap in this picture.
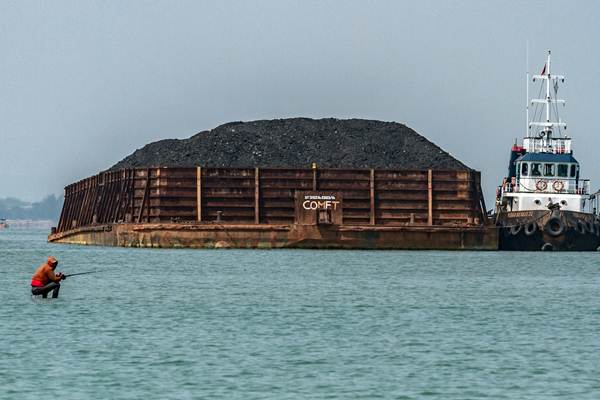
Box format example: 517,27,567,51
111,118,468,170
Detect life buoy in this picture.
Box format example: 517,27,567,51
552,180,564,192
524,222,538,236
536,180,548,191
545,217,565,237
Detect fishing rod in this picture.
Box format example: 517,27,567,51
63,271,99,278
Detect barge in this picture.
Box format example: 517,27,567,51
49,166,498,249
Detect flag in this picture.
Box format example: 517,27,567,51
541,64,546,75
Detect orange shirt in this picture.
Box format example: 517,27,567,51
31,263,60,286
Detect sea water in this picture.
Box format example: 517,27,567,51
2,229,600,399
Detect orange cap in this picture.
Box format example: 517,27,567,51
47,256,58,266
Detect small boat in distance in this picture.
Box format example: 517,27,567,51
495,50,600,251
0,219,8,229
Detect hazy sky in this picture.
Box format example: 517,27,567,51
1,0,599,203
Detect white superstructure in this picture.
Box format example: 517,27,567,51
497,50,597,214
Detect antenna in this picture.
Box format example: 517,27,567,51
526,41,529,138
529,49,566,142
546,49,551,129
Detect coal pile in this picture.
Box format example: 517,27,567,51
110,118,469,170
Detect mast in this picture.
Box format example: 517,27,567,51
526,43,529,138
545,50,551,131
530,49,566,140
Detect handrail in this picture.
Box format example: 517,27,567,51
589,189,600,216
502,178,591,195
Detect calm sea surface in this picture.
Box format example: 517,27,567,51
2,229,600,399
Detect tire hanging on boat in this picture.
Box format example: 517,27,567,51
524,222,538,236
576,220,587,234
594,222,600,236
586,220,594,234
545,217,565,237
510,224,522,235
541,242,554,251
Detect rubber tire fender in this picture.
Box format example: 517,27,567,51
586,220,595,234
524,222,538,236
541,242,554,251
594,222,600,236
576,220,587,234
510,224,522,236
545,217,565,237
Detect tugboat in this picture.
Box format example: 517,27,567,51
495,50,600,251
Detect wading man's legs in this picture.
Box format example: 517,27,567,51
32,282,61,298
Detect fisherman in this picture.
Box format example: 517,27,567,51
31,256,66,298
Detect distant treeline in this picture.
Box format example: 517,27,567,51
0,195,63,221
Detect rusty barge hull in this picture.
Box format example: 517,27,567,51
48,167,498,250
48,223,497,249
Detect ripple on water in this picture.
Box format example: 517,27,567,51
2,230,600,399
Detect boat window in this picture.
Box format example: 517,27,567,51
544,163,555,177
521,162,528,176
557,164,568,177
531,163,542,176
570,164,577,177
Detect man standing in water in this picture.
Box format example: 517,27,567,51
31,256,66,298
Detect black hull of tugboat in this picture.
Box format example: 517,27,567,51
496,210,600,251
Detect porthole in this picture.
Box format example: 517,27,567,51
560,200,567,206
534,199,542,205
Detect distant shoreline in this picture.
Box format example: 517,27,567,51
1,219,55,229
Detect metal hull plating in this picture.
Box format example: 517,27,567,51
496,210,600,251
48,222,498,250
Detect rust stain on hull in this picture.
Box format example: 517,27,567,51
48,223,498,250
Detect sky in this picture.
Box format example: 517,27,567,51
1,0,599,204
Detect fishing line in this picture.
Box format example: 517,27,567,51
63,271,99,277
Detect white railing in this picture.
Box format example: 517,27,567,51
522,137,571,154
588,190,600,216
502,178,590,195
